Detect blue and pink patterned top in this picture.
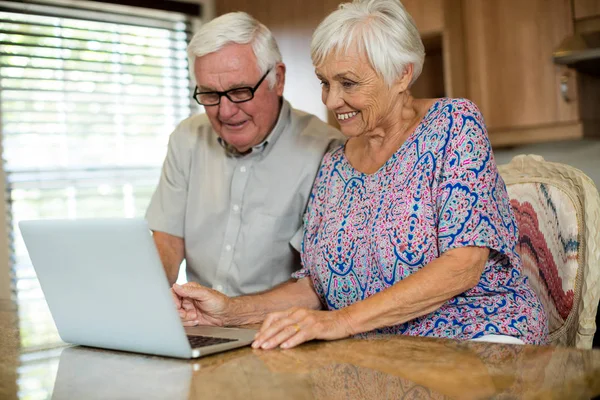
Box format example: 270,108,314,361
293,98,549,345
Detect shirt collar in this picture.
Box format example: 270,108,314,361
217,98,291,158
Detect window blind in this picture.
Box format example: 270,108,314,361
0,0,199,352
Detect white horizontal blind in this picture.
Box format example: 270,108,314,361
0,0,198,351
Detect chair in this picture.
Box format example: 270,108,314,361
498,155,600,348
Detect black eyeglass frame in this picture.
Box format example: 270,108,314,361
193,68,272,106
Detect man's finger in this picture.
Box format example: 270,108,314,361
180,299,197,319
173,282,207,301
170,287,182,309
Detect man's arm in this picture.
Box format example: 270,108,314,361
172,277,322,326
152,231,184,286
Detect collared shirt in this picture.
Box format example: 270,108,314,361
146,100,343,296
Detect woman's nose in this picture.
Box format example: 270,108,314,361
323,86,344,111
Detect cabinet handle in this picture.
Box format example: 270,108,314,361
560,73,570,103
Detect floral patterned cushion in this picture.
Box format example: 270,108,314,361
506,183,579,345
499,154,600,349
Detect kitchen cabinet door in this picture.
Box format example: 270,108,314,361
402,0,444,35
462,0,579,136
574,0,600,20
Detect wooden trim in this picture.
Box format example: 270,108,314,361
574,15,600,33
489,122,583,147
574,0,600,20
578,72,600,139
87,0,202,16
442,0,467,98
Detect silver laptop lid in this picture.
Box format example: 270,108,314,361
19,218,193,358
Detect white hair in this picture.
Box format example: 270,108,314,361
311,0,425,87
187,12,282,88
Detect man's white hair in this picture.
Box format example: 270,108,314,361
187,12,282,88
311,0,425,87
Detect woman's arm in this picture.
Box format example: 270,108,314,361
172,276,322,327
341,246,489,333
252,246,488,349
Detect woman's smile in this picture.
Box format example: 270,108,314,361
336,111,360,122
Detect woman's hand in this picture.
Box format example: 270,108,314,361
252,307,355,350
171,282,230,327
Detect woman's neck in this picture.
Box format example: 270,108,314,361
346,92,424,174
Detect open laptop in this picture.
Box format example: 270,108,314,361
19,218,257,359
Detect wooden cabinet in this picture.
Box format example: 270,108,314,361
574,0,600,19
214,0,595,145
402,0,444,35
461,0,582,145
403,0,468,101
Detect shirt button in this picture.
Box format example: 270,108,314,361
240,166,247,173
232,204,240,212
225,244,232,252
215,285,223,292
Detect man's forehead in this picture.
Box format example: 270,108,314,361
195,69,260,91
193,43,260,89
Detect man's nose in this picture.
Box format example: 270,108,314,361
218,96,239,119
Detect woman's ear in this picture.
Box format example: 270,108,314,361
395,63,414,93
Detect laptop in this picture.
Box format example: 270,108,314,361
19,218,257,359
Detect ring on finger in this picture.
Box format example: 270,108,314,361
293,323,301,333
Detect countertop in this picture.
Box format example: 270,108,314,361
1,303,600,399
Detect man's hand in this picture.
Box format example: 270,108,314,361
251,307,355,350
171,282,230,327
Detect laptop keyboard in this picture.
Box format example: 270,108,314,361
187,335,237,348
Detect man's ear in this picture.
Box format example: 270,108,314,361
274,62,286,96
395,63,414,93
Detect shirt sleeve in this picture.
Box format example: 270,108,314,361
435,100,519,265
145,122,192,238
289,227,303,252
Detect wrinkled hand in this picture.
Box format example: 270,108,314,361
252,307,354,350
171,282,230,327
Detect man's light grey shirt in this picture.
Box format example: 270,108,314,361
146,100,342,296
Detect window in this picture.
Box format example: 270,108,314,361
0,0,199,352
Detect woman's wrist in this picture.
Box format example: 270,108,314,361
336,307,360,336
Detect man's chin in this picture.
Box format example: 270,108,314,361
222,134,255,153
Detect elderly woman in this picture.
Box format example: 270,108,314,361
173,0,548,348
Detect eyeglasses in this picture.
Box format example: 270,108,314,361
193,68,272,106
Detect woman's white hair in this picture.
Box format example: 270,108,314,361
187,12,282,88
311,0,425,87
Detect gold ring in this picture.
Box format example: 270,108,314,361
293,323,301,333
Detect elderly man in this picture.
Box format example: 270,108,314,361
146,12,341,296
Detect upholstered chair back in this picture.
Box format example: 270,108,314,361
498,155,600,348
